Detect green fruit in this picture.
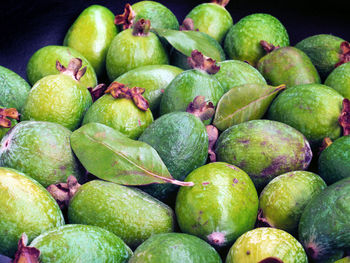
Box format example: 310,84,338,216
82,95,153,139
22,61,93,131
225,227,308,263
106,20,169,80
299,177,350,262
159,69,224,119
295,34,347,79
185,1,233,43
63,5,118,77
214,60,266,93
129,233,222,263
0,121,83,187
224,13,289,66
267,83,344,148
258,171,327,234
30,224,132,263
334,257,350,263
175,162,258,248
0,167,64,257
325,62,350,99
215,119,313,191
68,180,174,248
138,111,208,202
26,45,97,88
115,64,183,112
319,135,350,184
0,65,31,111
257,46,321,87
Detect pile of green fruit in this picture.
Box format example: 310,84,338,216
1,1,350,262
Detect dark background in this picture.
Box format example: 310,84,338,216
0,0,349,81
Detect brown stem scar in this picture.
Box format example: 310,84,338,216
335,41,350,68
56,58,86,81
88,83,107,102
260,40,280,53
339,98,350,136
211,0,230,7
186,96,215,121
206,125,219,162
115,3,135,29
12,233,40,263
179,18,198,31
132,19,151,36
187,50,220,74
0,107,19,128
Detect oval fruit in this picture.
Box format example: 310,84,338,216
325,61,350,99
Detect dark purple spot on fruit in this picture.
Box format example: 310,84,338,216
260,141,267,146
246,250,250,255
202,181,210,186
226,164,238,170
237,139,250,145
233,178,238,184
161,89,165,93
59,166,66,173
258,257,284,263
261,156,287,177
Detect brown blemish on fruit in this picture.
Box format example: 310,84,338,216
186,96,215,121
114,3,135,29
246,250,251,255
258,257,284,263
56,58,87,81
202,181,210,186
256,208,273,227
187,50,220,74
260,40,280,53
207,232,226,246
339,98,350,136
132,19,151,36
212,0,230,7
12,233,40,263
206,125,219,162
335,41,350,67
0,107,19,128
88,83,107,102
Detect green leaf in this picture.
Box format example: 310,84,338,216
70,122,193,186
153,28,225,61
213,84,286,131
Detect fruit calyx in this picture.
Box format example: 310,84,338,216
207,232,226,246
186,96,215,121
256,208,274,227
319,137,333,155
56,58,87,81
47,175,81,210
258,257,284,263
339,98,350,136
206,125,219,162
335,41,350,67
211,0,230,7
105,82,149,111
179,18,198,31
260,40,280,53
115,3,135,30
132,19,151,36
88,83,107,102
12,233,40,263
187,50,220,74
0,107,19,128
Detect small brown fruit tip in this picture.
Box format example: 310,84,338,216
12,233,40,263
211,0,230,7
256,208,273,228
115,3,135,29
179,18,197,31
56,58,86,81
132,19,151,36
260,40,280,53
335,41,350,68
206,125,219,162
258,257,284,263
0,107,19,128
187,50,220,74
339,98,350,136
186,96,215,121
318,137,333,155
88,83,107,102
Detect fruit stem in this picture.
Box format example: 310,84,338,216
206,125,219,162
12,233,40,263
211,0,230,7
260,40,280,53
187,50,220,74
179,18,197,31
335,41,350,67
186,96,215,121
56,58,87,81
0,107,19,128
115,3,135,29
339,98,350,136
132,19,151,36
88,83,107,102
256,208,273,227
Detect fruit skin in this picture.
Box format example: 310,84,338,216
334,257,350,263
30,224,132,263
0,121,84,187
215,120,312,191
82,95,153,139
0,66,31,111
138,111,208,202
257,46,321,87
106,28,169,80
115,64,183,112
68,180,174,248
0,167,64,257
185,3,233,43
175,162,259,248
267,83,344,148
159,69,224,118
131,1,179,30
258,171,327,234
63,5,118,77
226,227,308,263
214,60,266,93
26,45,97,88
295,34,346,79
318,135,350,184
298,177,350,262
129,233,222,263
21,74,93,131
325,62,350,99
224,13,289,66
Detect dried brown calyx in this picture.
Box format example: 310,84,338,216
335,41,350,68
206,125,219,162
211,0,230,7
186,96,215,121
88,84,107,102
260,40,280,53
318,137,333,155
56,58,87,81
115,3,135,30
0,107,19,128
105,82,149,111
47,175,81,210
132,19,151,36
256,208,273,227
187,50,220,74
179,18,198,31
258,257,284,263
339,98,350,136
12,233,40,263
